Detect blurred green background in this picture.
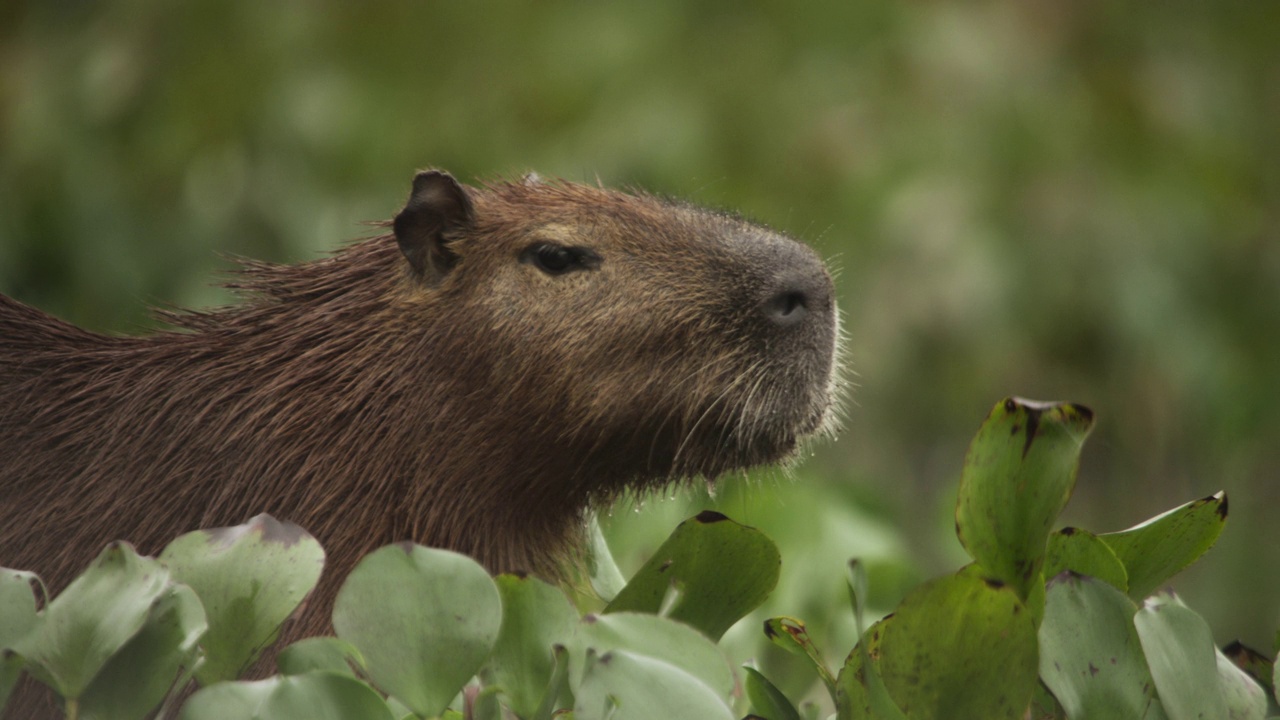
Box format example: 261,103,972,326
2,0,1277,703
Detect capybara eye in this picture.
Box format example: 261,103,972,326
522,243,600,275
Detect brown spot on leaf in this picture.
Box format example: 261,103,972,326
983,577,1006,590
1222,640,1269,681
1088,662,1099,676
695,510,729,523
1021,406,1042,458
658,559,674,573
1068,403,1094,424
1060,527,1078,536
763,619,778,640
1215,493,1229,520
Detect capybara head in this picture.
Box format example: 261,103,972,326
390,171,839,491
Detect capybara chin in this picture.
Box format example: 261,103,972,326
0,170,840,709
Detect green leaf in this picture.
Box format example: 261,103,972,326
0,569,42,648
160,514,325,685
12,542,169,698
1025,569,1048,628
530,645,571,720
955,398,1094,598
332,544,501,718
874,566,1039,720
1098,493,1228,601
0,650,23,711
1029,681,1067,719
1038,572,1165,720
743,665,802,720
0,570,40,710
568,611,733,700
586,514,627,603
605,511,780,641
1215,648,1268,720
763,617,836,703
78,582,207,720
1044,527,1128,593
836,560,906,720
488,573,579,718
385,696,416,720
1133,593,1225,720
180,672,394,720
277,637,364,677
572,649,734,720
834,615,904,720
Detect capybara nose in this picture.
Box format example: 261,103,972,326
760,264,833,329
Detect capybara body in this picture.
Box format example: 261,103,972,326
1,171,838,716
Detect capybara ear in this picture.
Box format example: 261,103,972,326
393,170,475,283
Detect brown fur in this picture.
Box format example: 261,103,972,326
1,172,838,717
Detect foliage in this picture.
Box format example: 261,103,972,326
1,397,1276,719
2,0,1277,650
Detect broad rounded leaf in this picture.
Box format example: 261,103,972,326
12,542,169,698
332,544,501,718
180,672,393,720
1098,493,1227,601
160,514,324,685
837,561,906,720
79,583,208,720
1044,527,1128,593
1039,572,1163,720
743,666,802,720
488,573,579,717
569,611,733,699
277,637,364,677
586,514,627,602
573,649,733,720
605,511,779,641
834,616,904,720
1134,593,1224,720
0,569,41,648
955,398,1094,598
0,570,39,707
875,566,1039,720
